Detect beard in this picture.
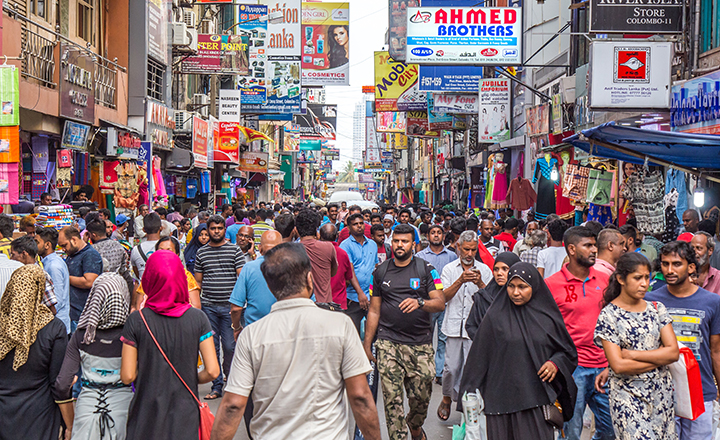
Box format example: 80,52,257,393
461,257,474,265
429,237,443,246
394,248,411,261
698,253,708,268
209,234,225,244
384,228,391,234
240,241,252,252
577,254,595,268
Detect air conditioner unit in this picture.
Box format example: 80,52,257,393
183,10,197,28
200,19,215,35
193,94,210,118
171,22,189,46
174,110,193,133
186,28,198,52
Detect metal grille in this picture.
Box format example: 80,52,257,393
21,26,56,87
146,57,164,101
94,58,117,108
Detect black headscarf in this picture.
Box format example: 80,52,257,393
459,262,578,419
183,224,207,274
465,252,521,339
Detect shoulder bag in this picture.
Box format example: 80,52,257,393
139,310,215,440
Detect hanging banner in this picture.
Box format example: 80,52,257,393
293,104,337,140
525,103,550,136
405,7,522,65
418,65,483,92
147,0,169,65
219,89,242,122
589,41,673,109
552,94,563,135
301,2,350,86
376,111,407,132
0,67,20,126
478,78,510,143
406,111,439,137
671,70,720,134
427,92,454,131
283,125,300,151
192,116,209,169
589,0,682,34
234,5,269,105
389,0,411,62
297,149,319,162
389,132,408,149
238,151,269,172
182,34,250,75
214,121,241,163
374,51,425,111
432,93,479,114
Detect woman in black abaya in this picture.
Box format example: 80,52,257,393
459,263,578,440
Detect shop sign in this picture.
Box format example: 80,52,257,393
293,104,337,140
305,88,326,104
301,2,350,86
219,89,241,122
146,99,175,151
590,0,682,34
389,132,408,150
432,93,479,114
671,70,720,134
405,7,522,65
374,51,425,112
139,141,152,164
283,124,300,151
322,148,340,159
238,151,269,172
478,78,510,143
235,5,269,106
389,0,410,62
428,93,454,131
106,127,142,159
419,65,482,92
192,116,209,169
525,103,549,136
377,112,407,133
59,45,95,124
60,120,91,151
362,86,376,94
147,0,169,65
406,111,439,137
214,121,241,163
182,34,250,75
589,41,673,109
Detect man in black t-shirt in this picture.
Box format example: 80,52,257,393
364,224,445,440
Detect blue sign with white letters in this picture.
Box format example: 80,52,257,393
418,65,483,92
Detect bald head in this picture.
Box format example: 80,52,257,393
319,223,338,242
239,225,254,237
260,230,283,255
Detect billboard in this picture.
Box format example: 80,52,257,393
589,41,673,109
432,93,479,114
405,7,522,65
294,104,337,140
182,34,250,75
525,104,550,136
427,93,454,131
214,121,241,163
377,112,407,132
374,51,425,112
192,116,209,169
419,65,483,92
147,0,169,65
478,78,510,143
219,89,241,122
406,111,439,137
389,0,417,62
301,2,350,86
238,151,269,172
235,5,269,105
590,0,682,34
671,70,720,134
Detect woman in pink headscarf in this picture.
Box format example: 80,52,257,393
120,250,219,439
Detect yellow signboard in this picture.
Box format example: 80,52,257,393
374,51,424,112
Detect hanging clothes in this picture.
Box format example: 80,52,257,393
186,178,198,199
532,155,558,220
586,169,614,206
491,153,509,209
622,169,665,235
552,151,575,220
0,163,19,204
485,154,496,210
666,169,689,223
506,177,537,212
562,164,590,202
587,203,613,226
662,189,680,243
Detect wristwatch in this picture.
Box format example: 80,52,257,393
417,297,425,308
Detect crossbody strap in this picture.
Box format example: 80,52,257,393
138,309,200,406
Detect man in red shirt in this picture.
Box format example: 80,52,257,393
545,226,614,440
370,224,391,264
320,223,364,310
493,217,518,252
338,205,372,243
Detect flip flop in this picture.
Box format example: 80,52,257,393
411,428,427,440
204,391,222,400
437,400,451,421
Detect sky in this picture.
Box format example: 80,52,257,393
326,0,388,168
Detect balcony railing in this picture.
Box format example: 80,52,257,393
21,26,56,88
94,58,117,109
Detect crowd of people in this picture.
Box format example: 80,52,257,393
0,197,718,440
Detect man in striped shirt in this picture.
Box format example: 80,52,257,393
194,215,246,400
252,209,273,250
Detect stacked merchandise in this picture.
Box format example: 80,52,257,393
36,205,75,229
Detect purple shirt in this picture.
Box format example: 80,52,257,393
226,217,236,227
703,266,720,295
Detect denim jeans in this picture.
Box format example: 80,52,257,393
562,366,614,440
202,303,235,394
432,311,447,378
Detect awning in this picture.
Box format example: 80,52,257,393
564,122,720,181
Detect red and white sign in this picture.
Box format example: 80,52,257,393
192,116,209,169
213,121,242,164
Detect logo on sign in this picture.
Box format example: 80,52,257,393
614,47,650,84
436,50,444,57
410,278,420,290
503,49,518,57
411,47,434,57
481,48,498,57
409,10,432,23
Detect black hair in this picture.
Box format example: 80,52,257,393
683,209,700,221
319,223,337,242
428,224,444,235
36,226,59,249
78,206,91,218
61,226,82,241
40,192,51,200
155,207,168,217
256,209,269,221
0,214,13,239
11,235,38,259
495,218,505,230
207,215,226,229
261,243,313,300
660,240,698,268
584,221,604,237
597,228,623,251
348,205,362,214
155,236,180,255
504,218,519,231
398,208,411,218
86,219,108,238
393,223,416,238
99,208,112,219
274,213,296,239
547,219,568,242
370,213,382,223
327,203,339,211
698,219,717,236
274,204,281,212
619,224,642,247
465,216,479,231
346,213,364,226
222,203,232,212
180,218,191,228
602,252,652,307
295,209,321,237
563,226,596,251
370,224,385,236
234,208,245,220
143,213,162,234
362,209,372,217
419,223,429,235
450,217,467,236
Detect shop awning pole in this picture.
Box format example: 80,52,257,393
583,136,720,184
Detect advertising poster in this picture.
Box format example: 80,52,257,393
389,0,419,62
61,121,91,151
235,5,269,105
671,70,720,134
147,0,169,65
238,151,269,172
374,51,425,111
433,93,479,114
214,121,241,163
365,113,382,169
552,94,563,135
322,148,340,160
419,65,483,92
294,104,337,140
192,116,209,169
301,2,350,86
589,41,673,109
283,124,300,151
182,34,250,75
389,132,408,150
406,7,522,65
406,111,439,137
478,78,511,142
427,93,454,131
376,111,407,132
590,0,682,33
525,104,550,136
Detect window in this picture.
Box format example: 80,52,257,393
29,0,47,19
147,57,165,101
700,0,720,53
78,0,94,43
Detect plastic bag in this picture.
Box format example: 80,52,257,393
713,401,720,440
452,421,466,440
461,390,487,440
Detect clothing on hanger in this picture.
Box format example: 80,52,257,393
506,177,537,212
622,169,665,235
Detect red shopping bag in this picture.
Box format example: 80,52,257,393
670,343,705,420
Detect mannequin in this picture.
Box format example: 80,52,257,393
491,152,509,209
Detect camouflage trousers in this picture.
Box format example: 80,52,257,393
376,339,435,440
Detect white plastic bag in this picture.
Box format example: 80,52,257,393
712,401,720,440
462,390,487,440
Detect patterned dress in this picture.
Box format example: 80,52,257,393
594,301,677,440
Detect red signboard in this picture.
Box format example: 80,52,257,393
214,121,241,164
192,116,209,169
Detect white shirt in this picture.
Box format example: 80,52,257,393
537,246,568,279
440,259,493,339
130,240,158,279
226,298,371,440
160,219,177,237
134,215,146,241
0,254,23,301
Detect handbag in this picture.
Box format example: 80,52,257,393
542,402,564,429
669,341,705,420
139,310,215,440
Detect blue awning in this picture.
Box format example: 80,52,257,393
563,122,720,170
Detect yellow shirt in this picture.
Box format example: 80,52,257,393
138,269,199,296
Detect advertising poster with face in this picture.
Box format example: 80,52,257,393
301,2,350,86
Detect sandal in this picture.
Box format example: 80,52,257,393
411,428,427,440
204,391,222,400
437,400,451,421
